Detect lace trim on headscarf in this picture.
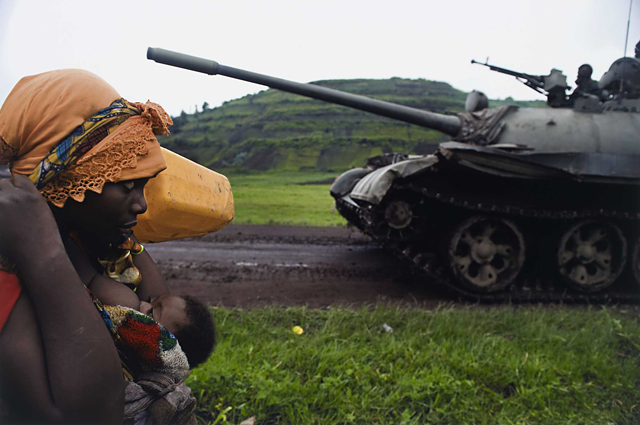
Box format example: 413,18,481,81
38,100,172,207
40,132,150,207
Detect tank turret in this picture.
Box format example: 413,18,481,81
148,48,640,303
598,57,640,112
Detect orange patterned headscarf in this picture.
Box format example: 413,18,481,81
0,69,170,207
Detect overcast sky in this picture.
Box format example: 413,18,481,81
1,0,639,117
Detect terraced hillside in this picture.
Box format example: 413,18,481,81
162,78,545,172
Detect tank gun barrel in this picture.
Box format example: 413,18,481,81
147,47,462,136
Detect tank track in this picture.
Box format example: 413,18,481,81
335,182,640,304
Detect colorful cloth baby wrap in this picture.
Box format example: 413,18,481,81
97,302,190,381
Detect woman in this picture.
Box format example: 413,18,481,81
0,69,214,423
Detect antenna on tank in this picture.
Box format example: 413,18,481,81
620,0,634,96
623,0,633,57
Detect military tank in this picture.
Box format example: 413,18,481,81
147,47,640,302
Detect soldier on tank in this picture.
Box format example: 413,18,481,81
568,64,600,104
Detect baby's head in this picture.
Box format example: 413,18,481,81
139,294,216,369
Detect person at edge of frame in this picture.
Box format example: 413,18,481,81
0,69,215,424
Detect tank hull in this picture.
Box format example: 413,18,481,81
332,149,640,302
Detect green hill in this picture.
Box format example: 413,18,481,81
162,78,545,173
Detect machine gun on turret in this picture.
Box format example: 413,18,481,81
471,59,547,94
471,59,572,108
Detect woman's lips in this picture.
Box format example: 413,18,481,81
117,227,133,236
116,222,137,235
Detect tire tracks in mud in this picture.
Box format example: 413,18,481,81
146,224,452,308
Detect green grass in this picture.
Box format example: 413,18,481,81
227,171,347,227
196,171,640,424
190,305,640,425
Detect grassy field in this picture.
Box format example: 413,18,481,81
191,305,640,425
226,171,347,227
198,171,640,424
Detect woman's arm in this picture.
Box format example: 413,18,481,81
131,234,170,301
0,176,123,423
64,236,139,309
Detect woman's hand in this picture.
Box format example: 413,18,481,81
0,175,62,262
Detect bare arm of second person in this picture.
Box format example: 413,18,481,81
0,176,124,424
130,234,170,301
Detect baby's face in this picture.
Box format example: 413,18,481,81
139,295,188,335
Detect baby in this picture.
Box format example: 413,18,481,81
87,265,216,370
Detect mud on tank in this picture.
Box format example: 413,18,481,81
147,48,640,302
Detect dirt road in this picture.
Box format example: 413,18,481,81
146,224,452,308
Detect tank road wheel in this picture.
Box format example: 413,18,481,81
369,191,428,241
557,220,627,292
448,216,526,293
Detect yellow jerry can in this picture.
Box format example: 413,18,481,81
134,148,234,243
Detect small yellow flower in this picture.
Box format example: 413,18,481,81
292,326,304,335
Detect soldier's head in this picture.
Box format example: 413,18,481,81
577,64,593,80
